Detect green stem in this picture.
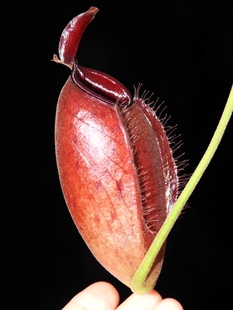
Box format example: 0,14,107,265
131,84,233,293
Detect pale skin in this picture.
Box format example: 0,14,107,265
62,282,183,310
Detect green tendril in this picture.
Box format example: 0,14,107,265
131,84,233,294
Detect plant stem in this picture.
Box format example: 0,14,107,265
131,84,233,293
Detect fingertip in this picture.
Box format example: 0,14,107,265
154,297,184,310
62,281,120,310
117,289,162,310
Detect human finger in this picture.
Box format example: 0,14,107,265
117,290,162,310
62,281,120,310
154,298,183,310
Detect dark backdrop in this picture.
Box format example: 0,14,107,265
2,1,233,309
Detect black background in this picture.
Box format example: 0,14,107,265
2,1,233,309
